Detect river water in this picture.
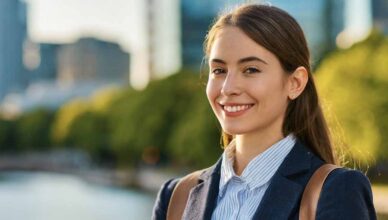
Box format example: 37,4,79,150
0,171,156,220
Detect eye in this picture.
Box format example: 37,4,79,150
244,67,261,74
211,68,226,75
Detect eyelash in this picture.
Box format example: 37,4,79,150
210,67,261,75
244,67,261,74
211,68,226,75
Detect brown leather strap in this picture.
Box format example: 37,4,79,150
299,164,341,220
166,169,204,220
167,164,341,220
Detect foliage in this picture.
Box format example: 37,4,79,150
315,30,388,164
90,86,122,114
51,98,90,146
67,111,112,162
50,88,120,164
3,31,388,170
15,108,54,151
106,71,221,167
0,119,17,152
167,89,222,168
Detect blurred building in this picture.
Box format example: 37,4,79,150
180,0,244,69
179,0,346,68
130,0,181,89
24,41,60,82
336,0,373,48
133,0,347,87
24,37,130,84
271,0,346,62
57,38,130,83
121,0,377,88
372,0,388,33
0,0,27,100
0,38,130,117
180,1,218,69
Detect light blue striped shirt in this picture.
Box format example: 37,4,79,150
211,134,296,220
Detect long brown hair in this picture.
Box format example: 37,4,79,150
204,4,337,164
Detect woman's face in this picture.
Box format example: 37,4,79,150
206,26,291,137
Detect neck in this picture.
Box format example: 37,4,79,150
233,128,284,176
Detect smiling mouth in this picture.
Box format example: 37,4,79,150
220,104,255,113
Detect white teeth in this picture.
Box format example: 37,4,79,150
223,104,252,113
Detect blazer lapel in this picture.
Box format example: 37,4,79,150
181,140,324,220
252,140,323,219
182,157,222,220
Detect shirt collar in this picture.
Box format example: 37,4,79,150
219,134,296,197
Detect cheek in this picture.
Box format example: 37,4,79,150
265,88,289,112
206,79,219,103
255,79,288,109
206,79,224,118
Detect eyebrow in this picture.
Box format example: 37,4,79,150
210,56,268,65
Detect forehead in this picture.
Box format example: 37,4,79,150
209,26,277,63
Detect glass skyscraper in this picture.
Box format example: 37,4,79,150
372,0,388,34
0,0,27,100
180,0,346,69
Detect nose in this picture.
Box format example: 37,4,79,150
221,72,242,96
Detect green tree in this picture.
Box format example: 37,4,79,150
315,30,388,164
51,87,121,165
107,73,196,166
51,99,90,146
67,111,113,164
16,108,54,151
0,118,17,152
107,71,222,168
167,89,222,168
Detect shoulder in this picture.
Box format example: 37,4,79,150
151,169,209,220
152,178,180,220
323,168,372,191
316,168,377,220
151,160,221,220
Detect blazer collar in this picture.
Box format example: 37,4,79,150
181,156,222,220
252,139,319,219
182,140,323,220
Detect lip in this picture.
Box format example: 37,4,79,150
218,103,255,117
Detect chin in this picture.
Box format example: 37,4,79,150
222,126,249,135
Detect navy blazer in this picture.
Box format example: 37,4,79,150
152,140,377,220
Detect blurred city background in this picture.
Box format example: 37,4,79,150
0,0,387,219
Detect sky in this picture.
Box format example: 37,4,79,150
26,0,145,53
25,0,181,89
26,0,373,53
24,0,373,88
345,0,372,37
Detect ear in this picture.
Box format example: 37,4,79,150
287,66,308,100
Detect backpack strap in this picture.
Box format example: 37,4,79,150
299,164,341,220
166,169,205,220
167,164,341,220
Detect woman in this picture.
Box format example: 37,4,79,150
152,4,376,220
